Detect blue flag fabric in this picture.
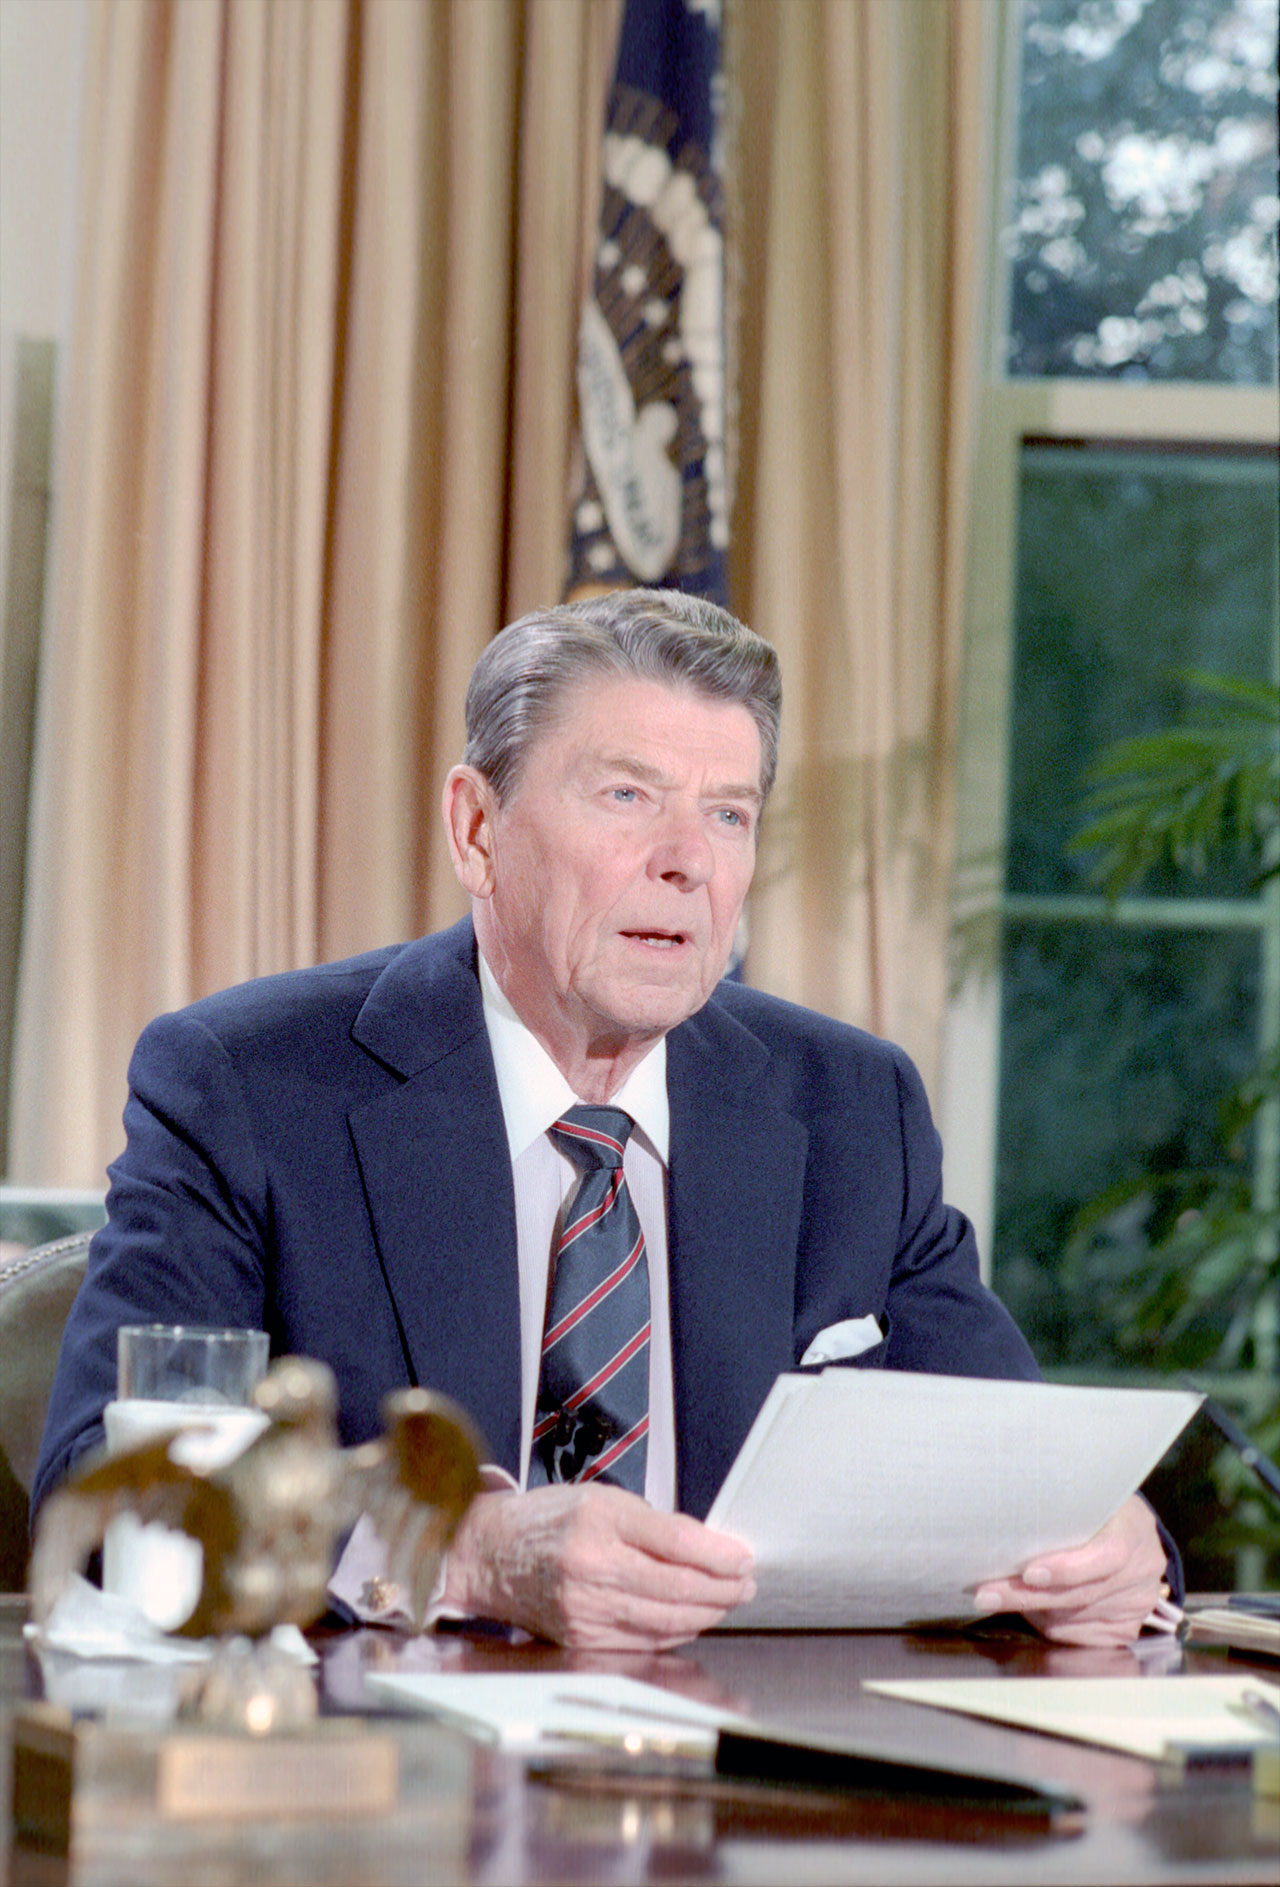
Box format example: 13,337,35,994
565,0,731,605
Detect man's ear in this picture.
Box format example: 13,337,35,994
442,765,499,898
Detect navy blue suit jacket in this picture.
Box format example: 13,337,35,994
34,919,1038,1519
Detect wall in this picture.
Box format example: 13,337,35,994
0,0,87,591
0,0,88,1172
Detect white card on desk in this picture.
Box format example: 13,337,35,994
706,1371,1200,1631
363,1670,735,1755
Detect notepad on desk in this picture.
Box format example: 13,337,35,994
706,1371,1201,1630
863,1674,1280,1764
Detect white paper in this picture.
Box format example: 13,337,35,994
706,1370,1201,1630
26,1575,214,1665
863,1674,1280,1762
24,1574,316,1667
363,1670,739,1755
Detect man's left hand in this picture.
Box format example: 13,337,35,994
972,1494,1169,1647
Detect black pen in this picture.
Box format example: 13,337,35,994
713,1727,1086,1821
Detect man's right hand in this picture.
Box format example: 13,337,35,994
439,1484,756,1650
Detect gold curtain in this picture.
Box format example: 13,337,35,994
9,0,619,1184
735,0,990,1095
9,0,991,1186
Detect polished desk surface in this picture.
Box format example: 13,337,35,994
3,1593,1276,1886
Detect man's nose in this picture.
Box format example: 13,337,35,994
650,810,715,886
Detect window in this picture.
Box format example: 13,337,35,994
942,0,1278,1585
1006,0,1277,383
994,443,1277,1361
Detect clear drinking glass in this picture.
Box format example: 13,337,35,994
116,1323,269,1406
102,1324,270,1629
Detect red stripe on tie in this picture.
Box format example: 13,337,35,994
563,1323,651,1411
558,1169,625,1250
555,1119,627,1161
542,1232,645,1350
580,1415,650,1483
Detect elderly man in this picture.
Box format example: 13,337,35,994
35,589,1169,1650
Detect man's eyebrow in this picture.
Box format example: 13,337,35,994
590,752,762,804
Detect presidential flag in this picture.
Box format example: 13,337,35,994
565,0,733,605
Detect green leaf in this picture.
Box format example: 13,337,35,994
1069,673,1280,899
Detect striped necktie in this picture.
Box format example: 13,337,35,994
527,1106,650,1494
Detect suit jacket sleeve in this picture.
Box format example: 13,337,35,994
32,1010,274,1515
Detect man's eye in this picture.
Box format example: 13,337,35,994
610,787,639,803
717,807,750,830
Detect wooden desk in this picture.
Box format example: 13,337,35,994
4,1594,1276,1885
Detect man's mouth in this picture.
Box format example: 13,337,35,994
621,929,687,949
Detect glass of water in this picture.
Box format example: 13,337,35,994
103,1324,270,1628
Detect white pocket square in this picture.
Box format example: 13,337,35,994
799,1314,884,1367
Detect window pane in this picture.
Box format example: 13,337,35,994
991,439,1278,1374
1007,0,1279,383
992,919,1260,1365
1007,444,1279,899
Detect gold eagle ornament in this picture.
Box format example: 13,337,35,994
29,1357,485,1639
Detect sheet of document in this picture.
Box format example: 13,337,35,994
863,1674,1280,1762
705,1370,1201,1630
363,1670,740,1755
1185,1604,1280,1659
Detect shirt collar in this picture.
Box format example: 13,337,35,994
477,949,669,1164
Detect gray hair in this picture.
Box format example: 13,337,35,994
463,589,781,803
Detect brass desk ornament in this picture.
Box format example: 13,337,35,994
16,1358,484,1847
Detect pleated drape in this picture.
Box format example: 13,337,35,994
9,0,992,1185
735,0,989,1092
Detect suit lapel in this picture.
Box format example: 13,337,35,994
346,921,523,1475
666,1002,808,1519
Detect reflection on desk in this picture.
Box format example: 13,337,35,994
3,1592,1277,1886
